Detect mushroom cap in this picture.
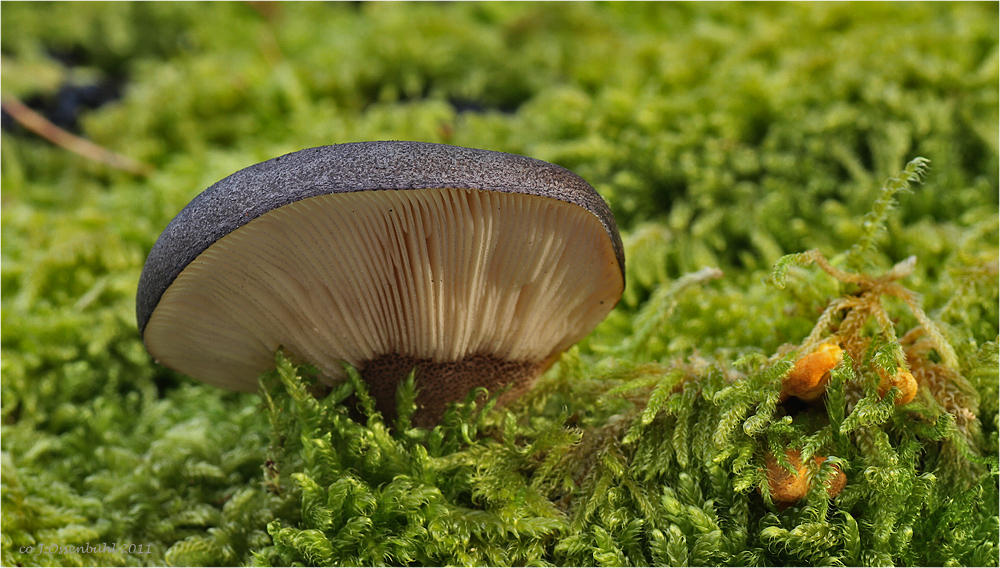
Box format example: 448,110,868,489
137,141,625,424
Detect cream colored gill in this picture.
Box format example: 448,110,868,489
143,187,623,391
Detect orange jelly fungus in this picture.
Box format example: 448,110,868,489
764,450,846,505
782,342,843,402
878,366,918,404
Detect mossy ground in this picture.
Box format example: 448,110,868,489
2,2,998,566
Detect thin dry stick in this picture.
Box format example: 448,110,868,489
2,95,153,176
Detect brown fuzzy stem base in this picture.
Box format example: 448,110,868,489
357,352,551,428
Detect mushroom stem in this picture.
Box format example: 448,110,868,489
359,353,551,428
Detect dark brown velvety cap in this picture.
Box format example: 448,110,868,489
136,141,625,335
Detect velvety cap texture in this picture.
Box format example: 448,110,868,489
136,141,625,335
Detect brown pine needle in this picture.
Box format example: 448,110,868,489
2,95,153,176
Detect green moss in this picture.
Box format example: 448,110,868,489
2,2,997,566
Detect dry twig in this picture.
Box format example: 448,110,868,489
2,95,153,176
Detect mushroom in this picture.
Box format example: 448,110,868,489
137,141,625,426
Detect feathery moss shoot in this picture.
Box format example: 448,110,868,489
2,2,997,567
